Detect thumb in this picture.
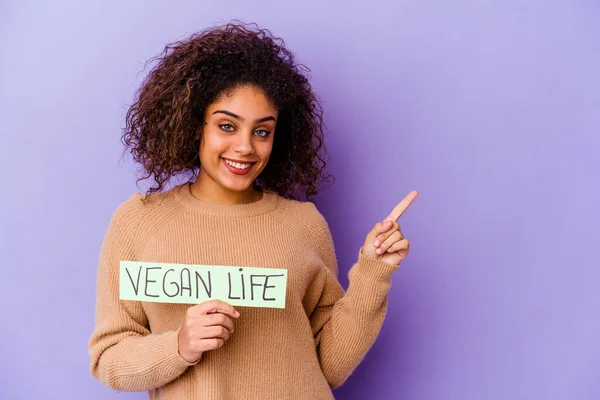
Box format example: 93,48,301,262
369,220,393,240
363,220,392,257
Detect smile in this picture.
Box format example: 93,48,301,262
221,158,256,175
223,158,254,169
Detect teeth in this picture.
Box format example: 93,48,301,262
225,159,252,169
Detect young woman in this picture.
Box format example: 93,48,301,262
88,21,418,400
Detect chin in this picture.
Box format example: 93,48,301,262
218,163,265,192
220,177,257,193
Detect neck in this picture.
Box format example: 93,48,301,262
190,173,263,205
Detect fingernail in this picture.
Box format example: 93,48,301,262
234,311,240,317
376,248,382,254
374,240,380,246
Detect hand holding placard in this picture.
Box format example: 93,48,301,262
178,300,239,363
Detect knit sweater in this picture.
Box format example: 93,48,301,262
88,182,400,400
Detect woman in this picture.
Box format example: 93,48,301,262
88,21,417,400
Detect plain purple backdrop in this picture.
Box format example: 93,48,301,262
1,1,599,399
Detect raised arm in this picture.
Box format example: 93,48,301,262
307,191,418,387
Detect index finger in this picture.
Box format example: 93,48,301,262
385,190,419,222
196,299,240,318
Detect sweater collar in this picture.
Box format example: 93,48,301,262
173,182,279,217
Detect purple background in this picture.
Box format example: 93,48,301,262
1,1,599,399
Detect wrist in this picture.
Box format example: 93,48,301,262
350,247,400,282
177,328,202,364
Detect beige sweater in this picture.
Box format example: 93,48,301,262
88,182,399,400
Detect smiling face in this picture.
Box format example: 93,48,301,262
193,84,278,203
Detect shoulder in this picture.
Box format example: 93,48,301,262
107,187,181,238
275,196,330,234
272,196,338,274
272,196,334,254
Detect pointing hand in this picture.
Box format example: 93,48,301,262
362,190,419,266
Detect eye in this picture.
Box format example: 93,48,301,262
219,124,235,132
255,129,271,138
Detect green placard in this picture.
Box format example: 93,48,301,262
119,261,287,308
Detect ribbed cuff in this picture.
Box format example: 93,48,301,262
159,329,198,373
349,247,400,284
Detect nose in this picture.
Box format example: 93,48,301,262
232,131,255,155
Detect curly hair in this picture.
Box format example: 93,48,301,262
121,21,333,201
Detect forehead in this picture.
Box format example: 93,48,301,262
208,85,277,117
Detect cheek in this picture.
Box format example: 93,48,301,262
200,132,228,159
260,140,275,160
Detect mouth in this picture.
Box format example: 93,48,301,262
221,157,257,175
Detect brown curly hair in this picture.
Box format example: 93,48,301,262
121,21,333,201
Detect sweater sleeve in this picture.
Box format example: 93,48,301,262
88,197,196,392
306,206,400,388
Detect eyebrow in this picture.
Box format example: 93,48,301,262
212,110,276,124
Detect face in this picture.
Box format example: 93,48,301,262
197,84,278,199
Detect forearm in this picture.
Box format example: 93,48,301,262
90,328,195,392
315,250,398,387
